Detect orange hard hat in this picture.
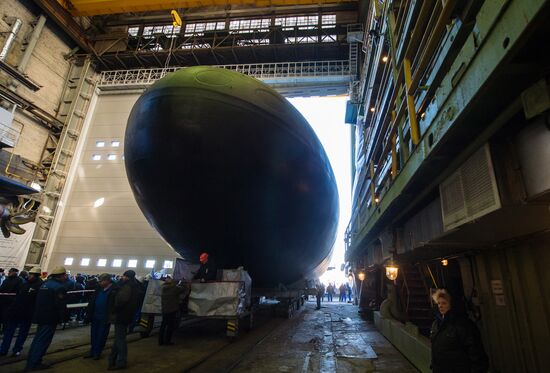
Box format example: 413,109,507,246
199,252,209,263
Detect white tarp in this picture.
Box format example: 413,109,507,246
188,281,246,317
141,278,163,314
221,269,252,307
0,222,35,270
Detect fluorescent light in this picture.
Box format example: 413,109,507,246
93,197,105,208
128,259,138,268
92,154,101,161
163,260,173,269
96,141,105,147
145,260,155,268
97,258,107,267
64,257,74,265
81,258,90,266
112,259,122,267
111,141,120,147
107,154,117,160
42,206,52,214
31,182,42,191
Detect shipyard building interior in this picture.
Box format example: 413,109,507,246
0,0,549,372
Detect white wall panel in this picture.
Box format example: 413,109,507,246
50,92,179,276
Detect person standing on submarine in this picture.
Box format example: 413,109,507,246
193,253,217,282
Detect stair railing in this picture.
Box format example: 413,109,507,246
399,265,410,315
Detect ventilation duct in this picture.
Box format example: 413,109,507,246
439,144,501,231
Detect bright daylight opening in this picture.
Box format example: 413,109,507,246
289,96,351,287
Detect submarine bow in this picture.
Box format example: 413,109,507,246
124,66,339,287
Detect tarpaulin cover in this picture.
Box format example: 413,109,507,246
221,269,252,307
188,281,247,317
141,279,162,314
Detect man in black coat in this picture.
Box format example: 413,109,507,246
25,266,68,371
107,270,142,370
0,268,23,333
0,267,42,357
431,289,488,373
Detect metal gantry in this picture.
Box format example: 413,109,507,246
97,60,351,90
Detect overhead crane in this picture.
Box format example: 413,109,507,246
56,0,357,16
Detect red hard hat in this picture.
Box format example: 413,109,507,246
199,253,209,262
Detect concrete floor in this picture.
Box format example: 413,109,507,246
0,301,419,372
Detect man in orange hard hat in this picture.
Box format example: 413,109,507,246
192,253,216,282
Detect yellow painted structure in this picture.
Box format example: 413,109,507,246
57,0,356,16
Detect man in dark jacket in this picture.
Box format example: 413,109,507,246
25,266,68,371
193,253,217,282
107,270,142,370
0,267,42,357
85,273,117,359
0,268,23,333
430,289,488,373
158,277,187,346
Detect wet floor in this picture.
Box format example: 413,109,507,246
0,300,419,372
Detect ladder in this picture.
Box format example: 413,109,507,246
25,57,96,268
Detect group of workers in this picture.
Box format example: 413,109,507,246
0,252,215,371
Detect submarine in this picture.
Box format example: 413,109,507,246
124,66,338,287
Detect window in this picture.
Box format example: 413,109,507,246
96,141,105,147
322,14,336,28
107,154,117,160
112,259,122,267
163,260,173,269
128,259,138,268
111,141,120,147
145,260,155,269
64,257,74,265
80,258,90,266
128,26,140,37
92,154,101,161
97,258,107,267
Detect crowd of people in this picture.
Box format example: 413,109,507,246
314,282,353,310
0,266,149,371
0,252,214,372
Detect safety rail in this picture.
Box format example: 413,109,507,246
346,0,461,251
98,60,351,88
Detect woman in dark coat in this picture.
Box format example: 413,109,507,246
430,289,489,373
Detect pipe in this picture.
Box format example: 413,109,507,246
0,18,22,62
18,15,46,73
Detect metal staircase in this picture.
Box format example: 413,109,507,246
397,264,434,336
24,57,96,268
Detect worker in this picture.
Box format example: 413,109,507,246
85,273,117,360
25,266,68,372
315,283,325,310
108,270,142,370
0,267,42,357
159,276,188,346
0,268,23,334
193,252,217,282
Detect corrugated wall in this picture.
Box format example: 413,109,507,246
473,236,550,372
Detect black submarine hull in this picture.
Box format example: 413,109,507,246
124,67,339,287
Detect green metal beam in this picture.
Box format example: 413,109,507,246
346,0,548,261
